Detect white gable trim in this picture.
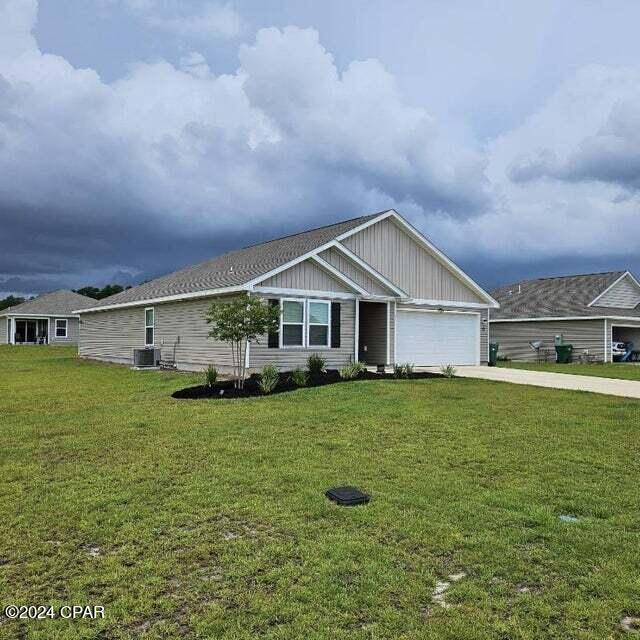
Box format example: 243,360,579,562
249,253,369,296
588,271,640,307
326,241,408,297
246,244,338,289
309,255,370,295
335,209,499,308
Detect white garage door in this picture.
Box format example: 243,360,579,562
396,310,480,366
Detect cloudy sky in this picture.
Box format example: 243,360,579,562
2,0,640,297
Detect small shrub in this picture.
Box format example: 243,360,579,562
440,364,457,378
258,365,279,394
339,361,366,380
393,363,414,379
307,353,326,377
290,367,308,387
204,365,218,388
496,354,510,362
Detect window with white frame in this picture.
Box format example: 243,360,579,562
308,300,330,347
55,319,67,338
145,308,155,346
281,299,305,347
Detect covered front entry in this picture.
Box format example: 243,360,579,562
396,309,480,366
12,318,49,344
358,301,389,365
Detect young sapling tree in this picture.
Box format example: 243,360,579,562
206,295,280,389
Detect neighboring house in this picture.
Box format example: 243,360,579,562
0,290,96,345
490,271,640,362
75,209,498,372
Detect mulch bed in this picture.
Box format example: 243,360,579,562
172,369,443,400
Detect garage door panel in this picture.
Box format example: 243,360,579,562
396,311,479,366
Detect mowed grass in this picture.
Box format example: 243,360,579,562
499,360,640,381
1,346,640,640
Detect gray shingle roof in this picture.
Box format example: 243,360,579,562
1,290,95,316
81,212,384,310
491,271,640,319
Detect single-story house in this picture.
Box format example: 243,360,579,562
75,209,499,372
0,290,96,345
490,271,640,362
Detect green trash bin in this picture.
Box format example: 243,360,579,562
489,342,499,367
555,344,573,364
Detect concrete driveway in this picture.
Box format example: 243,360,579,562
425,365,640,399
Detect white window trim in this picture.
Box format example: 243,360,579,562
145,307,155,346
307,299,331,349
280,298,306,349
55,318,68,338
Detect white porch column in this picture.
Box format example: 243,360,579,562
354,297,359,362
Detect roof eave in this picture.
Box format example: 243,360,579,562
74,285,249,314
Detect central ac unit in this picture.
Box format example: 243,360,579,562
133,348,161,367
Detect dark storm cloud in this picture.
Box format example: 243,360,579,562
3,3,640,296
0,4,496,295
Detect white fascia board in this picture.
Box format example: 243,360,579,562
490,315,640,323
588,271,640,307
335,209,499,308
253,286,356,300
327,241,408,297
74,286,248,314
310,255,369,295
404,298,493,309
1,313,80,318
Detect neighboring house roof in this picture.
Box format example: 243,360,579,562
491,271,640,320
75,209,498,313
0,290,95,317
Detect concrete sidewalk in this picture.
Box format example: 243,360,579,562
424,365,640,399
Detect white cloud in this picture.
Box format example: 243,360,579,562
144,2,242,39
431,64,640,269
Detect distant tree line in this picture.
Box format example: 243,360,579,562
0,295,28,312
73,284,132,300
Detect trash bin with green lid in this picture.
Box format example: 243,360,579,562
555,344,573,364
488,342,499,366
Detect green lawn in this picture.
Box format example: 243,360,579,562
1,346,640,639
498,360,640,381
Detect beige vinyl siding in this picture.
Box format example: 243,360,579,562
80,297,235,371
250,297,355,370
595,275,640,309
358,301,388,364
260,259,351,292
490,319,606,362
50,317,80,344
398,303,488,364
341,217,484,303
319,248,392,296
0,317,7,344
